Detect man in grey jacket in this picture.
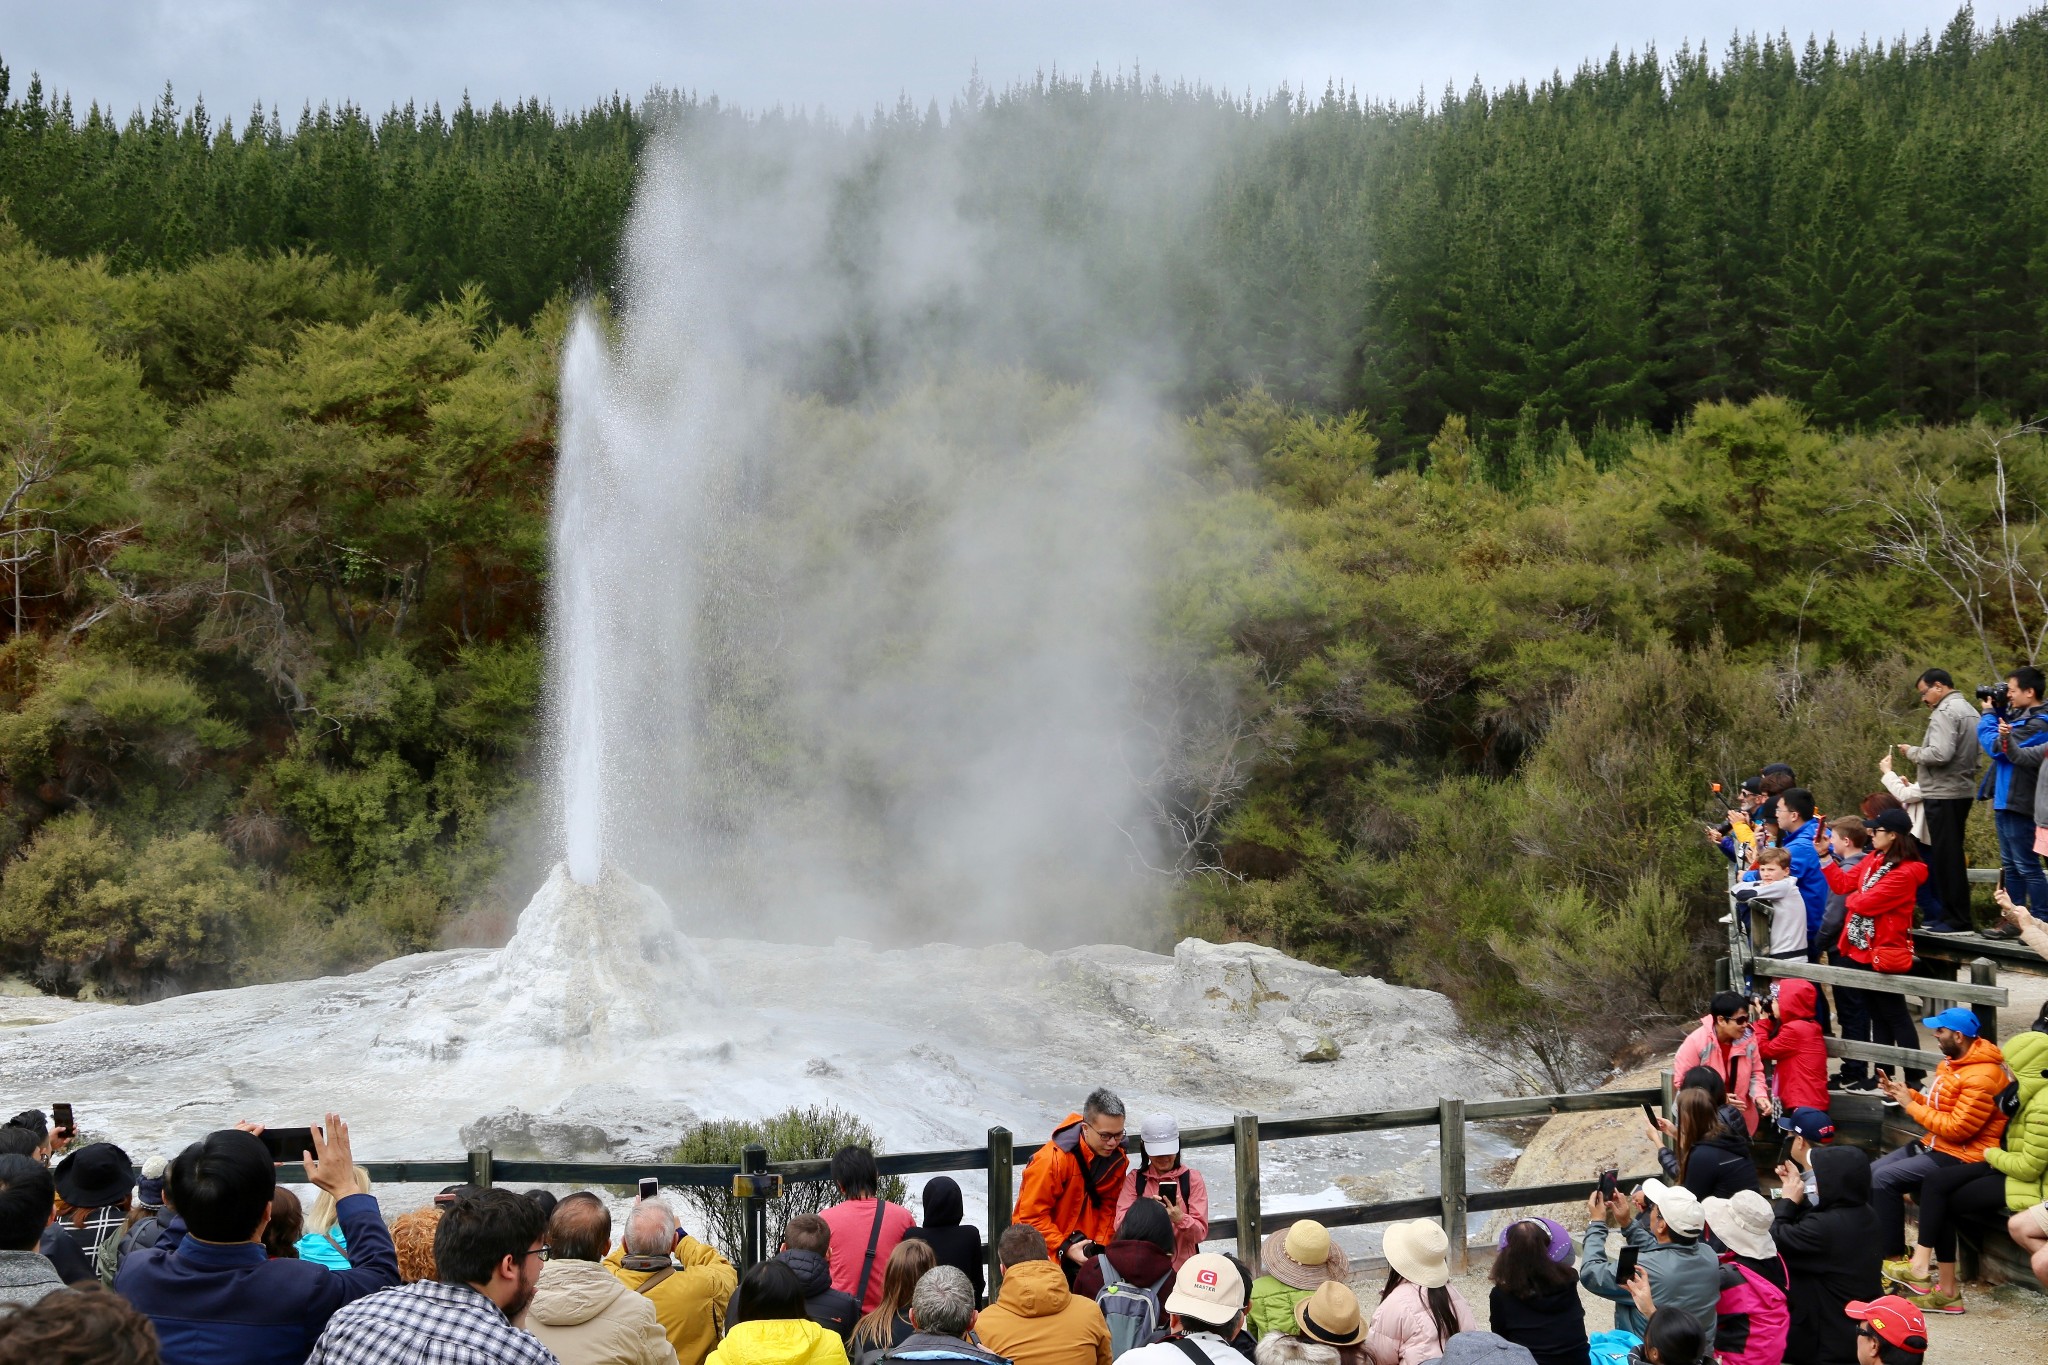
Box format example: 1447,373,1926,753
0,1154,65,1308
1580,1180,1719,1355
1901,668,1983,932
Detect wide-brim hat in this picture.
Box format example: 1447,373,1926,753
1292,1280,1365,1346
1261,1219,1350,1291
1382,1218,1451,1289
1702,1190,1777,1261
55,1142,133,1209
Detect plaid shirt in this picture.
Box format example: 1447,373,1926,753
306,1281,559,1365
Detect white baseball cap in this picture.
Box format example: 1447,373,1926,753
1641,1178,1706,1237
1140,1114,1181,1157
1164,1252,1246,1318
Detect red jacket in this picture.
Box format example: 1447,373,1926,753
1821,855,1924,970
1756,978,1830,1112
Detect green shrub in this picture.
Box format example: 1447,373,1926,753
669,1106,908,1256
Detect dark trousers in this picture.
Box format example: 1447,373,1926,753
1914,1159,2007,1261
1996,807,2048,917
1834,959,1924,1088
1873,1145,1963,1257
1922,797,1975,928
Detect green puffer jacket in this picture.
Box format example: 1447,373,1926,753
1986,1030,2048,1210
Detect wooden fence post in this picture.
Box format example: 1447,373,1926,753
1233,1113,1262,1275
468,1148,492,1191
986,1127,1014,1298
1438,1098,1468,1275
1970,958,1999,1042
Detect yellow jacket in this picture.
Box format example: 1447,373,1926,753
606,1237,739,1365
707,1318,849,1365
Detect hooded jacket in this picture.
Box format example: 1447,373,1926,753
974,1258,1111,1365
1755,979,1831,1113
1771,1145,1879,1365
904,1177,986,1306
1483,1283,1585,1365
1821,856,1924,971
1672,1018,1772,1135
1070,1237,1174,1303
1985,1029,2048,1210
709,1318,852,1365
781,1247,861,1345
1113,1164,1210,1269
1015,1116,1127,1261
1363,1279,1476,1365
1902,1034,2009,1161
1578,1222,1717,1354
606,1236,738,1365
1652,1118,1755,1202
520,1256,677,1365
1906,689,1983,799
116,1194,400,1365
882,1331,1012,1365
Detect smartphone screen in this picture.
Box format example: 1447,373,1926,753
1615,1246,1639,1284
257,1127,318,1163
638,1177,659,1201
50,1103,73,1133
1597,1168,1618,1199
1641,1102,1659,1127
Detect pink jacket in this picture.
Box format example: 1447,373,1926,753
1673,1017,1772,1134
1112,1164,1209,1268
1363,1281,1474,1365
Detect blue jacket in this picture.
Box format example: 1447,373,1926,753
116,1192,399,1365
1782,818,1828,937
1978,707,2048,810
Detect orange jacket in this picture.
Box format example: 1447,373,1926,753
1014,1115,1126,1255
1903,1035,2009,1161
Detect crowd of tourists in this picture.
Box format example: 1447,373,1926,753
9,667,2048,1362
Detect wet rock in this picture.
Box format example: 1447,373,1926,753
461,1108,617,1160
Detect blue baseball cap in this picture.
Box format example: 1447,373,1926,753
1922,1007,1981,1037
1776,1107,1836,1144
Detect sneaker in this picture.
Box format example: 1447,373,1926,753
1979,924,2024,941
1835,1077,1878,1093
1920,923,1974,936
1883,1258,1932,1287
1904,1287,1966,1314
1718,913,1733,925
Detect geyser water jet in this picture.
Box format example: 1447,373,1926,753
554,313,611,887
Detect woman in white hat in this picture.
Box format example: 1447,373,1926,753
1115,1115,1210,1270
1362,1220,1473,1365
1249,1220,1351,1337
1700,1190,1790,1365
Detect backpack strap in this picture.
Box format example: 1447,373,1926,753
1098,1257,1123,1290
1170,1339,1213,1365
635,1264,678,1297
855,1201,891,1311
322,1229,346,1257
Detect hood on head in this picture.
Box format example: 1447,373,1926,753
996,1257,1071,1317
777,1247,834,1297
1777,979,1817,1022
2006,1031,2048,1101
528,1257,627,1327
1810,1145,1871,1210
922,1176,964,1230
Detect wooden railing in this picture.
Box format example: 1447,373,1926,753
328,1084,1671,1286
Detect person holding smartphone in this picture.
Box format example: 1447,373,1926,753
1112,1116,1208,1270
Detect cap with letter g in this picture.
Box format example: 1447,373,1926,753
1164,1252,1247,1318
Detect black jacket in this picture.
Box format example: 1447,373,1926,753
1772,1146,1880,1365
1486,1284,1589,1365
778,1247,860,1345
1657,1125,1759,1203
903,1177,986,1306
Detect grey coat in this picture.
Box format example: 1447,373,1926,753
0,1249,64,1307
1579,1220,1720,1353
1905,690,1984,799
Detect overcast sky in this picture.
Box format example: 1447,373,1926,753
0,1,2013,125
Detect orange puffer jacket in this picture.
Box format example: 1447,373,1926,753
1014,1115,1127,1256
1904,1035,2010,1161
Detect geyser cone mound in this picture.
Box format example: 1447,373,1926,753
491,864,720,1043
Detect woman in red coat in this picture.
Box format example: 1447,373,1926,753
1817,807,1927,1089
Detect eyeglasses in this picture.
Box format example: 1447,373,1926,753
520,1245,550,1262
1083,1123,1126,1148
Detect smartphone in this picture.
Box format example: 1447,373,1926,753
1640,1102,1660,1127
638,1177,659,1201
50,1103,73,1135
1615,1245,1639,1285
1597,1167,1618,1199
257,1126,318,1163
1159,1181,1180,1205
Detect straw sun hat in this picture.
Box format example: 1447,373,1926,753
1260,1219,1352,1291
1292,1280,1366,1347
1381,1219,1452,1289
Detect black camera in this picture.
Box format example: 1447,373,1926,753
1979,682,2009,717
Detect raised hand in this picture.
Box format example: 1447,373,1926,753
303,1112,360,1200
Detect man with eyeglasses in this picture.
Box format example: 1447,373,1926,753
1015,1089,1130,1276
1672,992,1774,1135
308,1188,559,1364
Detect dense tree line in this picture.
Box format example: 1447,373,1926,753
6,6,2048,458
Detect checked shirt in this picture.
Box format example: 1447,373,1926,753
306,1280,559,1365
